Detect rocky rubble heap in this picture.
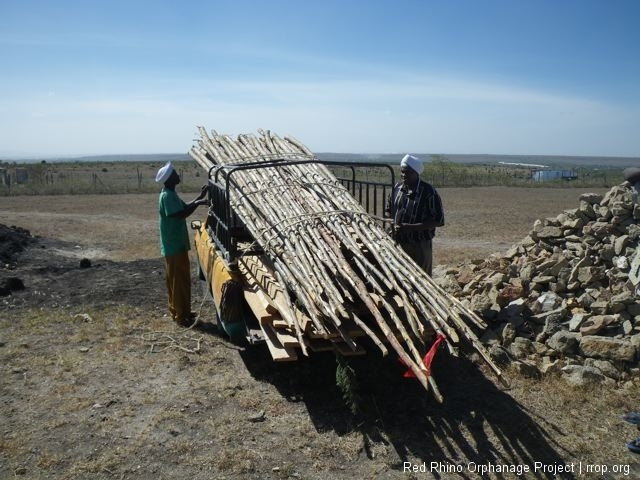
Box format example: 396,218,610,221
434,182,640,386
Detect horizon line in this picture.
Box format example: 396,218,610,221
1,152,639,162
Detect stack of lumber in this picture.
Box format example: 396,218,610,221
189,128,506,402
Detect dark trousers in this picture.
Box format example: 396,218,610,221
399,238,433,276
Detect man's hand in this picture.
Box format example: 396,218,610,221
197,185,208,200
386,222,402,235
393,223,406,235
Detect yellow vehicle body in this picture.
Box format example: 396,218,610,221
192,220,246,341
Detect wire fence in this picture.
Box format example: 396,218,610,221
0,159,625,196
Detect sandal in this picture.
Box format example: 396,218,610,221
623,412,640,425
627,437,640,454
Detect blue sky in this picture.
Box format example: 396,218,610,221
0,0,638,157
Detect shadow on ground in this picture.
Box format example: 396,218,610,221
238,339,574,480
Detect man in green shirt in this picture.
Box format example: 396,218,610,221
156,161,208,326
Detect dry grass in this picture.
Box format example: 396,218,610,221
435,186,609,265
0,186,608,266
2,185,639,479
3,302,639,478
0,193,162,260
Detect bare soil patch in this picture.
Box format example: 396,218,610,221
1,187,639,479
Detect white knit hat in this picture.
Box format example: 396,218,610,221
155,161,174,183
400,154,423,174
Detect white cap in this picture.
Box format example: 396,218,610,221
155,161,174,183
400,154,423,174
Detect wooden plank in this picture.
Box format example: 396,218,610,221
238,255,311,333
270,318,290,329
275,332,299,349
237,255,284,312
257,315,298,362
261,319,299,348
237,258,279,315
243,288,277,321
294,309,342,339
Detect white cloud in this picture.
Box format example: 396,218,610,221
0,74,637,156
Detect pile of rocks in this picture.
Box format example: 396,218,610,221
435,182,640,386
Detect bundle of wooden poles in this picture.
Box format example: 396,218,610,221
189,127,505,402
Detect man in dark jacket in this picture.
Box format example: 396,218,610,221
386,154,444,276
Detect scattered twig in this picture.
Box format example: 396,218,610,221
141,331,203,354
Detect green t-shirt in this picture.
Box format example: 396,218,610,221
158,188,190,257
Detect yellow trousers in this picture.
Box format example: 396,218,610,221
164,251,192,323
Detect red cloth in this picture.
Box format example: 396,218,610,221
402,333,445,378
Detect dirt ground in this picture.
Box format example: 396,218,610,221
1,187,640,479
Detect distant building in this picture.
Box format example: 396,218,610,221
532,170,577,182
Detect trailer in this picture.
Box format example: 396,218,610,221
191,158,396,357
188,128,507,402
